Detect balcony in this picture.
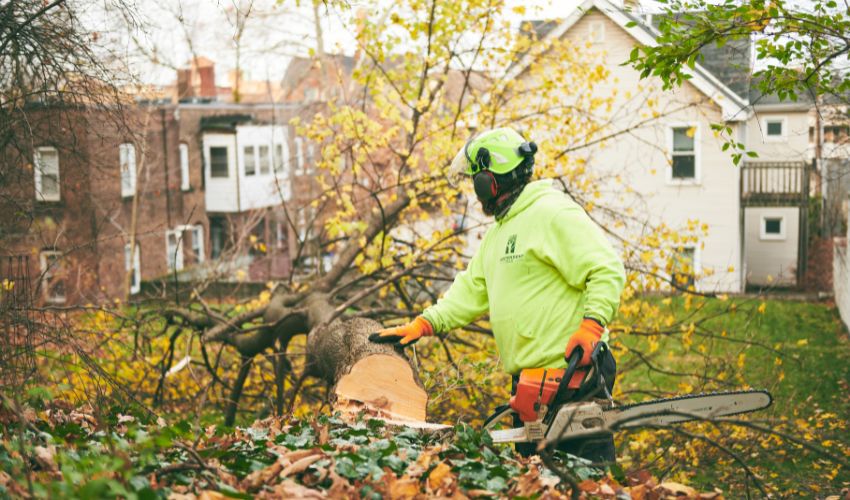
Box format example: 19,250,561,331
740,161,810,207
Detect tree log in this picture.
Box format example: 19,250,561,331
306,316,427,422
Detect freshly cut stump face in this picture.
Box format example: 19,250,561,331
334,354,427,422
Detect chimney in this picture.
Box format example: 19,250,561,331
197,66,216,98
176,68,193,101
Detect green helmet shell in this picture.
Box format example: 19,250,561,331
464,127,527,175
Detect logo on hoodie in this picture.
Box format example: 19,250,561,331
501,234,523,263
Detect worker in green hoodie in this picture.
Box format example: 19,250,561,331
370,127,626,462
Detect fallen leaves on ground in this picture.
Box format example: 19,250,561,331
0,402,765,499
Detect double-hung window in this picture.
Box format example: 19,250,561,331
210,146,229,178
166,230,184,272
258,145,271,175
179,143,190,190
120,143,137,197
40,251,66,303
295,138,305,175
244,145,256,176
671,126,697,181
125,243,141,294
671,246,697,289
34,147,60,202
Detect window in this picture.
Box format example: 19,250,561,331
588,20,605,44
763,117,786,141
125,243,141,295
295,138,304,175
274,144,286,173
304,87,318,102
179,143,190,191
671,246,696,289
210,146,229,178
760,215,786,240
671,126,697,181
34,147,60,201
210,216,227,260
165,230,184,272
824,125,850,143
249,218,266,257
191,225,205,264
276,222,287,250
119,143,136,197
258,145,270,175
243,145,256,176
39,251,65,303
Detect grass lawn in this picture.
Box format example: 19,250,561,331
614,296,850,496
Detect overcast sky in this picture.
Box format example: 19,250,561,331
98,0,589,86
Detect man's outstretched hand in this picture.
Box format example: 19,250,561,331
368,316,434,346
565,318,604,366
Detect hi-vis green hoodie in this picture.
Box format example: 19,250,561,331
422,180,626,375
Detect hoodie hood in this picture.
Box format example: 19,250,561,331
498,179,555,224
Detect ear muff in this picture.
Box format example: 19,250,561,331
473,170,498,201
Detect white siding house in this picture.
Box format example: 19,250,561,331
506,0,828,291
519,1,748,292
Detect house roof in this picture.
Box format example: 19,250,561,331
510,0,750,121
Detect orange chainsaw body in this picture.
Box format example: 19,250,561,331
511,367,586,422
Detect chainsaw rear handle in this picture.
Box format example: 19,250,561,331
556,341,606,401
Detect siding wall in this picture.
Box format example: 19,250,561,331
744,206,799,286
555,9,743,292
745,110,811,162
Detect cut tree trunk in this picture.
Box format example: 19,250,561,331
306,317,428,422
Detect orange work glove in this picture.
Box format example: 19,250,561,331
368,316,434,346
565,318,604,366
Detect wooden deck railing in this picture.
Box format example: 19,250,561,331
740,161,809,205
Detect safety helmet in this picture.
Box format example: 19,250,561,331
447,127,537,201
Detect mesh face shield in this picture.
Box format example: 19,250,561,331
447,146,471,187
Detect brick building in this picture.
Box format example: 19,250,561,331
0,57,349,305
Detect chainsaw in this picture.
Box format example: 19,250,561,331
484,342,773,445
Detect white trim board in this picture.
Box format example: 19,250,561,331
505,0,750,121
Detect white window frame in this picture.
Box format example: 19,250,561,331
294,138,305,175
119,143,137,198
671,244,701,290
34,146,60,202
39,250,65,304
667,124,701,185
588,20,605,44
258,144,271,175
191,225,205,264
763,116,787,142
208,145,231,179
759,215,786,240
243,145,257,176
179,143,190,191
165,230,184,272
125,243,141,295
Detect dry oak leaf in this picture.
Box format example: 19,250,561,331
242,460,283,490
34,445,58,472
280,453,324,478
271,479,326,498
388,476,422,499
427,461,454,492
656,481,698,499
198,492,228,500
625,484,647,500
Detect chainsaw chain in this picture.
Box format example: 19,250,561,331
607,389,773,417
